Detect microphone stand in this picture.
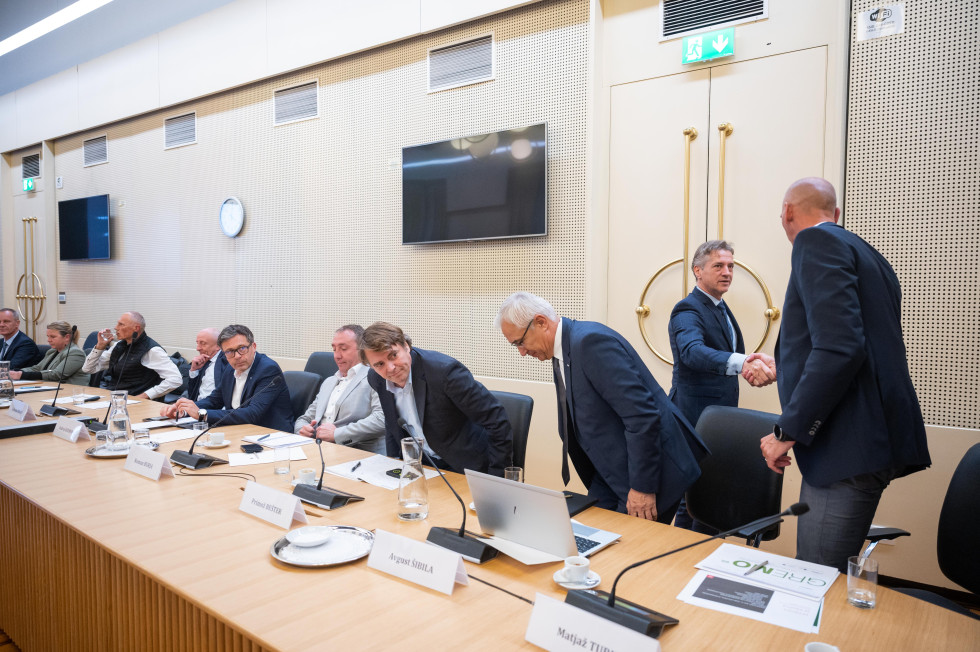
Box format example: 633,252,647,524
39,326,81,417
291,420,365,510
398,418,497,564
565,503,810,638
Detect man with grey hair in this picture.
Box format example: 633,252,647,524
496,292,708,522
0,308,42,369
668,240,775,531
82,311,181,399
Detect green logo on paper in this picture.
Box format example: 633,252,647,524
682,28,735,64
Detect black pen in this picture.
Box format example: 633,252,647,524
350,460,362,473
257,433,270,441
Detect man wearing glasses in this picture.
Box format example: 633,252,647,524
496,292,708,523
161,324,293,432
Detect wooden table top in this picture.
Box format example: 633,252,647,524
1,388,977,651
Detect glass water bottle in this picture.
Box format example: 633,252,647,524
0,361,13,400
106,390,132,451
397,436,429,521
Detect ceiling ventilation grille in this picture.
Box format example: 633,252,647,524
83,135,108,166
22,153,40,179
165,112,197,148
662,0,766,39
428,35,494,92
274,81,318,125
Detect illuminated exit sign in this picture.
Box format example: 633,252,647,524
682,28,735,64
22,177,34,192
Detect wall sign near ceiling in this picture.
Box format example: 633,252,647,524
857,4,905,41
682,28,734,64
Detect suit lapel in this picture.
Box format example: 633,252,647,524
560,318,575,418
696,289,733,350
411,349,426,426
334,367,362,408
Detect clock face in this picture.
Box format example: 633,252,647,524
219,197,244,237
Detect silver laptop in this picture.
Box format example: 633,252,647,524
465,469,621,557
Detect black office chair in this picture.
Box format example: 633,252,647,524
283,370,320,422
686,405,784,547
304,352,338,383
37,344,52,357
162,352,190,405
490,390,533,469
83,331,99,350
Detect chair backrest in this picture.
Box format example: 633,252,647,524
304,352,339,384
686,405,784,543
83,331,99,350
283,370,321,423
37,344,52,356
490,390,533,469
937,443,980,594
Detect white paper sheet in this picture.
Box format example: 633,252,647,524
695,543,838,601
324,454,439,490
136,417,198,430
55,394,100,404
84,399,140,409
228,448,309,466
242,432,312,448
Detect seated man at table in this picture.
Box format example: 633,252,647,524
294,324,385,454
162,324,293,432
185,327,229,402
0,308,43,369
82,311,182,399
359,321,512,476
9,320,90,385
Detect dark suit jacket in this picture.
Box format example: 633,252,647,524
559,318,709,514
367,347,513,476
2,331,42,369
776,223,930,487
186,353,229,401
196,352,293,432
668,288,745,427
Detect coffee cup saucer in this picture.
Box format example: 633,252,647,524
201,440,230,449
553,568,600,590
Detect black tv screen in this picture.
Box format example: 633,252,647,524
402,123,547,244
58,194,110,261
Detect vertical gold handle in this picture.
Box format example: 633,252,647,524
717,122,733,239
681,127,698,296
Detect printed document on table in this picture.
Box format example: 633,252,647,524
138,417,198,430
696,543,838,600
228,448,309,466
85,399,141,409
324,454,439,490
55,394,100,403
242,432,312,448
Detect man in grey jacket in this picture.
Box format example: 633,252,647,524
294,324,386,454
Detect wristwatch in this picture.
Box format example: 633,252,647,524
198,409,208,422
773,424,791,442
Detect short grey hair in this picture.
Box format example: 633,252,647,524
0,308,20,323
692,240,735,273
336,324,364,340
218,324,255,346
124,311,146,329
495,292,558,329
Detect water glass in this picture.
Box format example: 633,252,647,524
133,427,152,447
504,466,524,482
847,555,878,608
273,447,292,483
72,387,87,408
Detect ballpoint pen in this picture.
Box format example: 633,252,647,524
350,460,362,473
257,433,270,441
744,560,769,576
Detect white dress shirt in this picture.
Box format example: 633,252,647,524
81,341,182,399
188,352,222,401
323,363,360,422
386,375,438,459
231,358,254,409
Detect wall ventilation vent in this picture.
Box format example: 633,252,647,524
83,135,108,166
274,81,318,125
662,0,767,40
22,154,40,179
428,35,494,92
165,112,197,149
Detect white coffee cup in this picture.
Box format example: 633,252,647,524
804,643,840,652
297,468,317,485
208,431,225,446
563,556,590,582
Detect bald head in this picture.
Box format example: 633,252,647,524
780,177,840,243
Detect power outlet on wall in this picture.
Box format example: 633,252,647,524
55,176,63,189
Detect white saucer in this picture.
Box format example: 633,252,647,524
285,525,333,548
200,440,231,449
468,501,476,511
553,569,600,590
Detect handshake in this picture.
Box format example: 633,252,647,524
741,352,777,387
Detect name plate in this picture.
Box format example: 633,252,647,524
124,445,175,481
367,529,468,595
52,416,91,442
8,399,36,422
525,593,661,652
239,480,308,529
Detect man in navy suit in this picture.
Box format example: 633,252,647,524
760,178,931,572
163,324,293,432
361,322,512,476
0,308,42,369
497,292,708,522
668,240,776,530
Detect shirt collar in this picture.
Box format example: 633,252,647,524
695,285,723,307
386,373,411,397
553,317,564,363
234,355,256,379
337,363,363,380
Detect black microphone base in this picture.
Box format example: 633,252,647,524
426,527,498,564
564,590,678,638
170,450,229,469
39,404,80,417
292,483,364,510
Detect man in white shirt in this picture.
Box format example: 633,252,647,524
294,324,385,454
81,311,181,400
186,328,227,401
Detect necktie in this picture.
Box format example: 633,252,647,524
718,301,736,352
0,341,8,360
552,357,571,486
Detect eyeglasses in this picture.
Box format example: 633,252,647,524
510,320,534,348
222,344,253,358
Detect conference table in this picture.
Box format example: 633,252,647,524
0,388,977,651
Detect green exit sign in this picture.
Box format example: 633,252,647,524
682,28,735,64
22,177,34,192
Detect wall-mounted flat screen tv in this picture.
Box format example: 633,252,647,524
58,194,110,261
402,123,547,244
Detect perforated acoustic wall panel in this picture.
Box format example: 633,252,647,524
53,0,589,383
845,0,980,428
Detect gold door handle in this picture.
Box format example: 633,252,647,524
717,122,733,239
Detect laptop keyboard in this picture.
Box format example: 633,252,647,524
575,535,600,554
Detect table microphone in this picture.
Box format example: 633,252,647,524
291,424,365,510
565,502,810,638
398,418,497,564
39,325,81,417
171,376,282,469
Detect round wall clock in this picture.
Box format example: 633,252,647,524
219,197,245,237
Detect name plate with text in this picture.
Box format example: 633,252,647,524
52,416,91,442
367,529,468,595
8,399,36,422
239,481,308,529
124,445,175,481
525,593,661,652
